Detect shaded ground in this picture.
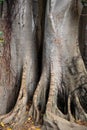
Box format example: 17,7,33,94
0,117,41,130
0,116,87,130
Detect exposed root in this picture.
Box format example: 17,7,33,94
74,93,87,121
42,111,87,130
68,94,75,122
46,84,65,119
46,77,66,119
0,57,28,126
30,70,50,124
31,52,67,125
46,66,66,119
68,88,87,122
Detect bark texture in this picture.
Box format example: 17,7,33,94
0,0,87,130
0,0,38,119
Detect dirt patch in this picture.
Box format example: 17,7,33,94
0,117,41,130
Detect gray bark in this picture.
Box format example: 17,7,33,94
0,0,37,115
32,0,87,129
0,0,87,130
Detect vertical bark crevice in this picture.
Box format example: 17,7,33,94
0,0,87,130
79,6,87,68
33,0,47,79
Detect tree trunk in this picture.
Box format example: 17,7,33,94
31,0,87,129
0,0,38,123
0,0,87,130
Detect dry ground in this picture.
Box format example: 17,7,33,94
0,117,87,130
0,116,41,130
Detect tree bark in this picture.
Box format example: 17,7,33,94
0,0,38,121
0,0,87,130
31,0,87,129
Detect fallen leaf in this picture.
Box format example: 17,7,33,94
7,127,12,130
36,128,41,130
28,117,31,121
0,122,5,127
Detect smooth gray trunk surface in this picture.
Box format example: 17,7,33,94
0,0,87,130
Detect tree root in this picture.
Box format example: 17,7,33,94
46,61,66,119
68,94,75,122
42,111,87,130
0,89,27,125
46,81,65,119
30,69,50,124
74,93,87,121
31,68,66,125
68,89,87,122
0,58,28,126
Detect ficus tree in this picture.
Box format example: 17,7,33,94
0,0,87,130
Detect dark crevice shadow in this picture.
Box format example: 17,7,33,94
79,6,87,68
6,67,23,113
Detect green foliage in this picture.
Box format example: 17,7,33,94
0,0,4,4
0,31,4,43
0,31,3,36
81,0,87,6
81,0,87,1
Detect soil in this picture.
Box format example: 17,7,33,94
0,116,87,130
0,117,41,130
